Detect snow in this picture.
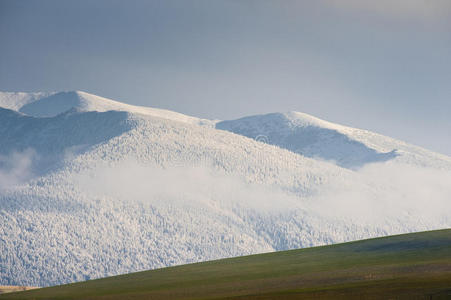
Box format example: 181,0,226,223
0,91,55,111
5,91,214,126
217,112,451,169
0,91,450,287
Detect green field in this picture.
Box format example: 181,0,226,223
2,229,451,299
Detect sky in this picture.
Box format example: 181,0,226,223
1,0,451,155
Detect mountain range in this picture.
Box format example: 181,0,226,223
1,91,450,287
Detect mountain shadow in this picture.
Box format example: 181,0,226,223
0,107,134,175
217,113,398,169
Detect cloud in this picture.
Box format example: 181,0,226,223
0,149,37,190
73,159,301,215
72,158,451,231
309,161,451,224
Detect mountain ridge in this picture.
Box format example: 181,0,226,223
0,90,450,287
2,90,450,166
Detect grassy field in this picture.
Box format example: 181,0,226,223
0,287,37,295
2,229,451,299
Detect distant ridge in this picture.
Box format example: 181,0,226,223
217,112,399,168
0,91,54,111
0,91,213,125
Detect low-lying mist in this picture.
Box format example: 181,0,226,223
72,158,451,229
2,149,449,232
311,161,451,224
74,160,300,215
0,149,36,190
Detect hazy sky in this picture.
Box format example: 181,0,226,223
1,0,451,155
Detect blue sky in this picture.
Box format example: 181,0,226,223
1,0,451,155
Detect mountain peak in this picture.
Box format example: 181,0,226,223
0,90,213,126
216,111,399,169
283,111,346,131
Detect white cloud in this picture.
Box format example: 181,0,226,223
0,149,37,190
73,158,451,229
73,159,301,215
310,161,451,224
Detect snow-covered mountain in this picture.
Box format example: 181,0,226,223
0,91,212,125
0,91,450,287
217,112,451,169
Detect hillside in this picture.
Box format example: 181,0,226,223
217,111,451,169
0,91,212,125
2,229,451,299
0,91,450,287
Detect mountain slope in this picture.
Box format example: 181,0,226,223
3,91,212,126
217,112,451,169
2,229,451,300
0,108,133,158
0,91,450,287
0,92,54,111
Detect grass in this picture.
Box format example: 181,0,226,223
2,229,451,299
0,287,38,295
